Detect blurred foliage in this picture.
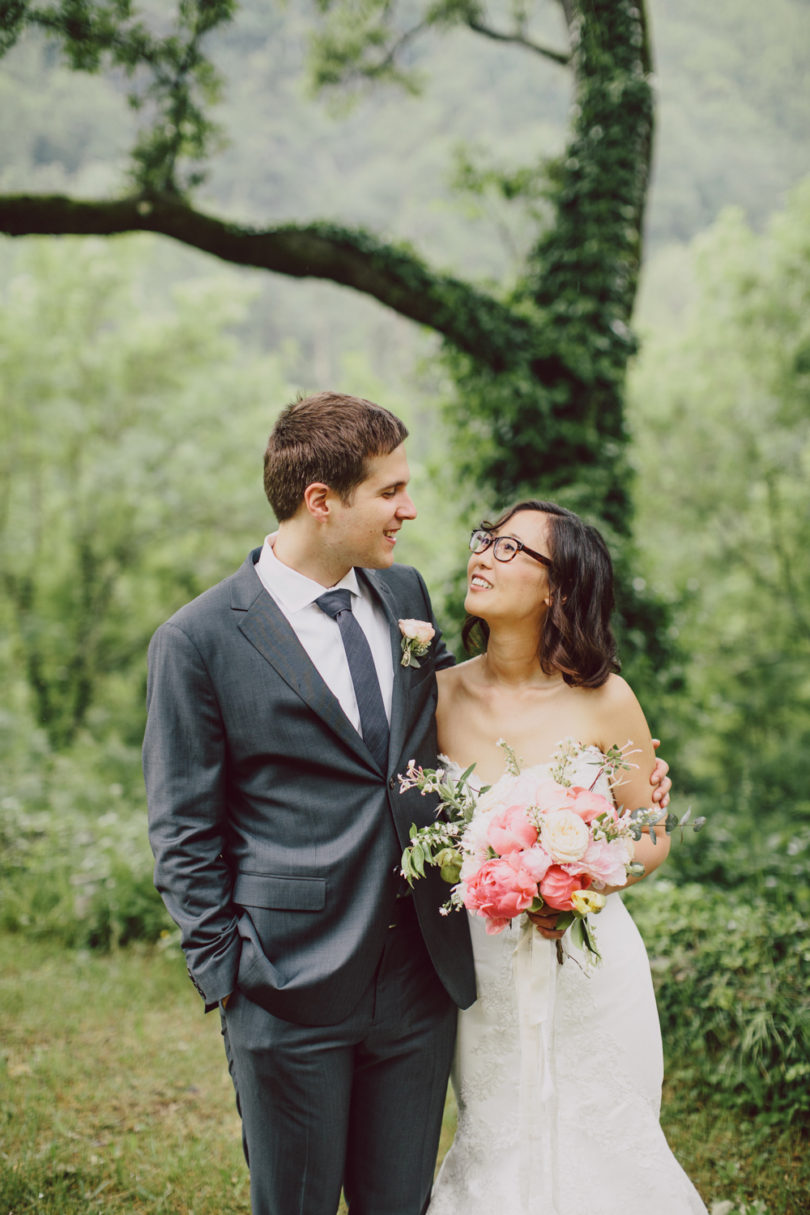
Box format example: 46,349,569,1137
0,0,237,197
646,0,810,247
0,784,169,950
627,878,810,1126
630,177,810,812
0,235,292,748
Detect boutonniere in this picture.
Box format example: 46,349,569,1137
398,619,436,668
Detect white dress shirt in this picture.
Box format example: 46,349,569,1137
255,535,394,732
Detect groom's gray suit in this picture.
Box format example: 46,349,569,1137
144,548,475,1214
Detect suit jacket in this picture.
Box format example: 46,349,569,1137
144,549,475,1025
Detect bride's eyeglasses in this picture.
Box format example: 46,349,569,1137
469,528,553,569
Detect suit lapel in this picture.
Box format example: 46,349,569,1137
231,553,374,768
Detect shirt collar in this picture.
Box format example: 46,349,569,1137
255,534,361,614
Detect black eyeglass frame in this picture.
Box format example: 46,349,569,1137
469,528,553,569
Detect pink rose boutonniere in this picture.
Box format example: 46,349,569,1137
398,619,436,668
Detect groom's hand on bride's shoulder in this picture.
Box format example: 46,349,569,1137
650,739,671,809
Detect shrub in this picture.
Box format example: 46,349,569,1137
626,878,810,1126
665,807,810,915
0,792,170,950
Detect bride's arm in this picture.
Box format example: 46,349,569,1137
595,675,671,892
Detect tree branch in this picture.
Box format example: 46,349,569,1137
465,18,570,66
352,19,431,82
0,193,538,371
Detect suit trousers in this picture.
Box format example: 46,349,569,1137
220,897,458,1215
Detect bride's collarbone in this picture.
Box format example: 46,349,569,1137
451,727,586,776
458,667,580,711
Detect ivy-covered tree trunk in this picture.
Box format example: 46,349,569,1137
447,0,654,534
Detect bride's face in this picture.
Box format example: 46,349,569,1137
465,509,554,628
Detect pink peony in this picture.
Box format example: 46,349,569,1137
576,837,633,888
463,853,539,932
566,786,616,824
519,845,553,883
517,773,570,812
539,865,592,911
485,805,538,855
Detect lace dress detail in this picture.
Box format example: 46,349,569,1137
428,749,707,1215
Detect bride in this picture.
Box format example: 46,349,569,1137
428,500,707,1215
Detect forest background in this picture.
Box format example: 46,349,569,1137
0,1,809,1212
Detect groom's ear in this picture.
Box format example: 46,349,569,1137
303,481,331,519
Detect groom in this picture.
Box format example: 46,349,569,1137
144,391,476,1215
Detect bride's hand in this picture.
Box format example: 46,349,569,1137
527,909,566,940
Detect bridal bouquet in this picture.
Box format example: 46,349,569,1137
399,739,677,960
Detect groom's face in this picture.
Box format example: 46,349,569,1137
326,442,417,570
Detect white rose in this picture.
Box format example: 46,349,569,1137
541,809,590,863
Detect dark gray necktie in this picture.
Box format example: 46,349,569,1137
316,589,390,773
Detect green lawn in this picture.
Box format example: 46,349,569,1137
0,934,804,1213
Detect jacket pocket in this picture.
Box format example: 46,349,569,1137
233,872,326,912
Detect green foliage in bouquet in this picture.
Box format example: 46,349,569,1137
399,760,482,889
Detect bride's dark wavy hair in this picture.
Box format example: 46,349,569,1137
461,500,620,688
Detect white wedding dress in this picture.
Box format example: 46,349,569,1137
428,751,707,1215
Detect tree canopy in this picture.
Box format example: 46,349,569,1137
1,1,656,529
630,177,810,817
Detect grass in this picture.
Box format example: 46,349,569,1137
0,933,806,1214
0,934,247,1214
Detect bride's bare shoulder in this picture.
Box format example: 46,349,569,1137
586,673,652,753
589,672,638,708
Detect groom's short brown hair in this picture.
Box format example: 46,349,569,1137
263,391,409,522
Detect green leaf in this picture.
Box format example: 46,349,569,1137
458,762,477,787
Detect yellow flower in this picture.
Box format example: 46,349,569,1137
571,889,607,916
